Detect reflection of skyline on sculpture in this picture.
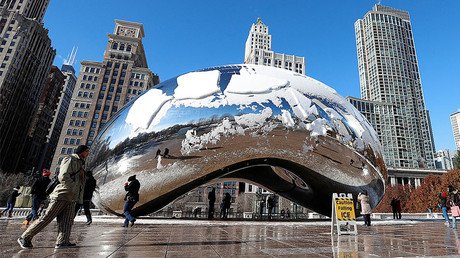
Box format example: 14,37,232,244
87,64,387,217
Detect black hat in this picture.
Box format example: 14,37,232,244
75,145,89,154
128,175,136,181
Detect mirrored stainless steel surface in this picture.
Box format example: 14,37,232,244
87,64,386,216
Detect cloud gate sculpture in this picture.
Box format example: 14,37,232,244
87,64,386,217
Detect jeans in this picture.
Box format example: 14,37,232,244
26,196,43,221
442,207,449,223
2,202,14,215
123,200,137,226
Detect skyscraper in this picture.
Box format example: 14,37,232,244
244,18,305,74
38,49,79,172
450,110,460,150
50,20,159,173
0,0,55,173
354,5,435,169
20,65,65,174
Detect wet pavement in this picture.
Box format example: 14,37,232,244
1,216,460,257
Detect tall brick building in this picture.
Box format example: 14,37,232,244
50,20,159,173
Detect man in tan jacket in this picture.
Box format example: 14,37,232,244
18,145,89,249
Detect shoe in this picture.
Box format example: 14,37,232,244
17,238,33,249
55,242,76,249
22,220,30,225
86,220,92,225
130,218,136,227
445,222,450,226
122,224,128,227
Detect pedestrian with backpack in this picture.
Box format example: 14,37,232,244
22,169,52,225
17,145,89,249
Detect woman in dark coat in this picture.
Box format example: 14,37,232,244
123,175,140,227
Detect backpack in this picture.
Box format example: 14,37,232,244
44,168,80,195
45,175,60,195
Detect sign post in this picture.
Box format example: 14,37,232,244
331,193,357,235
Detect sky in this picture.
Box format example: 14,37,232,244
43,0,460,152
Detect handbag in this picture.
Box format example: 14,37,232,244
452,205,460,217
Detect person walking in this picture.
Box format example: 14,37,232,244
17,145,89,249
267,195,275,220
75,170,96,225
390,198,398,219
23,170,52,225
1,186,21,218
395,198,402,219
358,191,372,226
221,193,231,219
123,175,140,227
449,185,460,229
207,187,216,219
439,192,450,226
390,198,402,219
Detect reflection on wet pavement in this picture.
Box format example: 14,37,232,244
1,217,460,257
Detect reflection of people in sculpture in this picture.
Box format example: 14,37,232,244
154,149,161,159
156,155,163,169
207,188,216,219
163,148,170,158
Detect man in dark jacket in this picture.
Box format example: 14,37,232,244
207,187,216,219
123,175,140,227
75,170,96,225
23,170,52,225
1,186,21,217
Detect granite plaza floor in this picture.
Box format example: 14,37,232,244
1,216,460,257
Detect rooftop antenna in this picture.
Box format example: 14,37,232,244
63,46,78,66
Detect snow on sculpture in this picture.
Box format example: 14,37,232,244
87,64,387,217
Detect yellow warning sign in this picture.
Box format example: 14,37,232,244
335,198,356,221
